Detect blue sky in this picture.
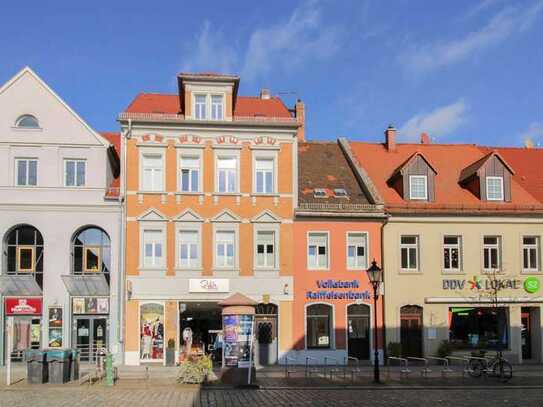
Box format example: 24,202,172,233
1,0,543,146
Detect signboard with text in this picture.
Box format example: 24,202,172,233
189,279,230,293
5,298,42,315
306,279,371,301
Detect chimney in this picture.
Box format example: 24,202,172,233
420,132,430,144
524,138,534,149
295,99,305,142
385,125,396,151
260,88,270,100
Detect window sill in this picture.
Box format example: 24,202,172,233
398,270,422,274
441,270,465,275
138,267,167,272
521,269,542,274
308,268,330,272
347,267,367,272
212,192,241,197
481,269,505,274
175,192,204,196
250,193,279,197
137,190,167,195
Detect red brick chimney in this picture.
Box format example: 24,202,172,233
420,132,430,144
385,125,396,151
295,99,305,142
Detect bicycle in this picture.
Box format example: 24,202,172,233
468,350,513,382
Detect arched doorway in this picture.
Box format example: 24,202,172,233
347,304,370,360
255,303,278,365
400,305,423,357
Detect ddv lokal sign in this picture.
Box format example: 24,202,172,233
442,276,538,293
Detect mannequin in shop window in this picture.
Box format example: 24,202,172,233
142,321,152,359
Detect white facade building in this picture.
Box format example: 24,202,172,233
0,67,122,364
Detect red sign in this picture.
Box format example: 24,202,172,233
5,298,42,315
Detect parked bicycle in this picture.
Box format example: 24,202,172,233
468,350,512,382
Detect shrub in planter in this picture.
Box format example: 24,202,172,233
436,340,453,358
387,342,402,358
177,355,217,384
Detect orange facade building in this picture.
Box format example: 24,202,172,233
119,73,302,365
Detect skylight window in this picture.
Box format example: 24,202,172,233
334,188,348,198
313,188,326,198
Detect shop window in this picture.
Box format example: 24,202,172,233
306,303,332,349
400,235,419,271
215,230,235,267
449,307,509,350
140,302,164,361
523,236,540,272
179,156,200,192
72,227,110,279
4,225,44,288
443,235,462,271
256,231,275,268
483,236,501,271
347,232,367,270
308,232,328,270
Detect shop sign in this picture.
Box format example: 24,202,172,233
72,297,109,314
189,279,229,293
5,298,42,315
442,276,539,293
306,279,371,301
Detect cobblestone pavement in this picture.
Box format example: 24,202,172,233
1,387,543,407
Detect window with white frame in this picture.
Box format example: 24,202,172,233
409,175,428,200
217,157,237,193
483,236,501,271
194,94,207,120
486,176,504,201
142,154,164,191
522,236,540,272
179,230,199,268
400,235,419,271
256,231,275,268
255,158,274,194
306,304,332,349
347,233,367,269
15,159,37,186
143,229,163,267
179,156,200,192
211,95,224,120
216,230,235,267
65,159,86,187
308,233,328,269
443,235,462,271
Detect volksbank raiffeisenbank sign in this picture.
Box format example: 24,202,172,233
306,279,371,301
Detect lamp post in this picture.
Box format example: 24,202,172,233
366,259,382,384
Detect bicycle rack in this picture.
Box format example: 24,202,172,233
324,356,340,380
446,356,471,378
407,357,432,377
284,355,298,378
387,357,411,378
467,356,489,379
305,356,320,378
344,356,362,381
426,356,453,377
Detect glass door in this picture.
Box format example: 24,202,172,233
75,318,91,361
93,318,107,354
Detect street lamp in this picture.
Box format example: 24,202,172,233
366,259,382,384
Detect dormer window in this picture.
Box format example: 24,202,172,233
16,114,39,128
211,95,224,120
194,95,207,120
313,188,326,198
409,175,428,200
486,176,504,201
334,188,348,198
193,94,224,121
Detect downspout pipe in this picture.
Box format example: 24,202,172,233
117,119,131,364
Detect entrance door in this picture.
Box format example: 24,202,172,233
255,303,278,366
7,316,40,362
400,305,423,357
74,317,108,361
347,304,370,360
521,308,532,360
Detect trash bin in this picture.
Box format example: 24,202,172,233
47,349,71,384
70,349,80,381
25,349,48,384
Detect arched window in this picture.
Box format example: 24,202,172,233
72,227,111,282
306,303,332,349
4,225,44,288
15,114,39,128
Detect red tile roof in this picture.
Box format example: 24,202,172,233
100,131,120,199
124,93,292,118
349,142,543,214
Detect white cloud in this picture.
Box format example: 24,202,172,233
180,21,238,74
400,2,543,74
180,1,340,80
241,1,340,80
519,122,543,146
399,99,468,141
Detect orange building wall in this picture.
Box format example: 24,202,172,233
292,221,384,352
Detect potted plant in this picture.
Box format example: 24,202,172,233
166,338,176,366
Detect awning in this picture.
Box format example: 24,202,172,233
0,275,43,296
61,274,110,296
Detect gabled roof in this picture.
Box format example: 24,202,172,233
349,141,543,214
459,151,515,183
389,151,438,181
